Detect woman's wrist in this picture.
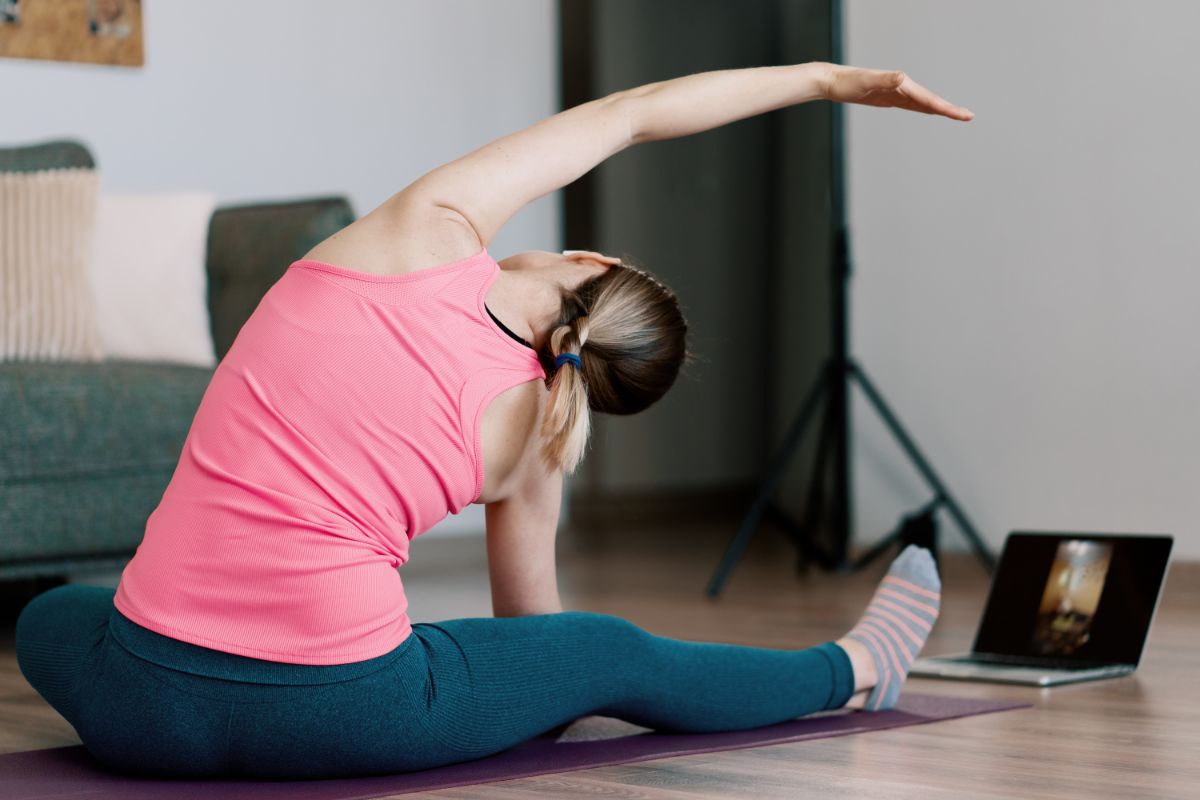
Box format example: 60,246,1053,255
809,61,838,101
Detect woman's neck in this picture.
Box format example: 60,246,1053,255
489,270,560,353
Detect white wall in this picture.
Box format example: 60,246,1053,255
846,1,1199,559
2,0,562,537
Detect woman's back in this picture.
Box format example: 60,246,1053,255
299,204,554,507
112,248,546,665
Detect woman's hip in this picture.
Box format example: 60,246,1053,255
16,583,436,778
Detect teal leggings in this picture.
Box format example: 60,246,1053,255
16,584,855,779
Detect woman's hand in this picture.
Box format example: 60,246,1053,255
819,63,974,121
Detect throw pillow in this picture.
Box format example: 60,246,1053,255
0,167,105,361
87,191,218,367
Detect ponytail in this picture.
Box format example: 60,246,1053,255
537,258,690,475
540,315,592,475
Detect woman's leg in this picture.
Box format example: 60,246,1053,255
16,584,237,777
15,583,112,726
11,548,939,778
402,612,853,764
403,544,941,765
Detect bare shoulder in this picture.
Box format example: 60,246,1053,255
475,377,550,505
302,188,483,277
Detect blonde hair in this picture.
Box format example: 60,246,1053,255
539,258,691,474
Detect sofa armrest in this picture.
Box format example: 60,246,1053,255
206,196,356,361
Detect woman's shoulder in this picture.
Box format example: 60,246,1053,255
301,194,483,278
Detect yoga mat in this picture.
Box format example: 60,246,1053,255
1,693,1028,799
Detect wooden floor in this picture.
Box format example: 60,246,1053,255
1,514,1197,799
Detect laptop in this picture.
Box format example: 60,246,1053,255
910,531,1173,686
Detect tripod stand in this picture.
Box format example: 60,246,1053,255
705,0,995,596
705,348,996,596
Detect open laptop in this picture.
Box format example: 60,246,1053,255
910,531,1173,686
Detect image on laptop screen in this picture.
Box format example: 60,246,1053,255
972,533,1172,666
1031,539,1114,656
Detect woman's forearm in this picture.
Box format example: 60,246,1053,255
620,62,832,145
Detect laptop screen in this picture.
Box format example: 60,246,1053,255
971,532,1173,665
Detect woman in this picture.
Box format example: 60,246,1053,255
16,61,969,779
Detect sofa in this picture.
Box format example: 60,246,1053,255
0,140,356,582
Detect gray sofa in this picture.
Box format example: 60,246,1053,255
0,140,356,583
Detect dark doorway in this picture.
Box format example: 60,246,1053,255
560,0,835,529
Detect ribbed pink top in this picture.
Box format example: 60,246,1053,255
113,248,546,665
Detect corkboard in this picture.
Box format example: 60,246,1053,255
0,0,144,67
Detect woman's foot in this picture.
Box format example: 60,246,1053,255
835,639,875,709
836,544,941,711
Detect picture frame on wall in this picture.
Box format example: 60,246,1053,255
0,0,144,67
1,0,22,25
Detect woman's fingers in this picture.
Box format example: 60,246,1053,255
895,75,974,120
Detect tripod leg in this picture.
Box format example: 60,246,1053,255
788,395,840,571
706,365,829,597
848,527,903,571
851,499,939,571
849,362,996,572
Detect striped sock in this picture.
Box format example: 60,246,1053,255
844,544,942,711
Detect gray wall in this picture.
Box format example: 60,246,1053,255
846,1,1200,558
1,0,561,537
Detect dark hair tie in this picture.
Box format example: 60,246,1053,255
554,352,582,370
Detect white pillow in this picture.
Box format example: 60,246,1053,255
87,191,218,367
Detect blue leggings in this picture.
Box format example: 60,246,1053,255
15,584,855,779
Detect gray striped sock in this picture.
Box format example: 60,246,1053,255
844,544,941,711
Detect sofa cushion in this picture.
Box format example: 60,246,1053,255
0,167,104,361
0,360,213,562
89,190,219,367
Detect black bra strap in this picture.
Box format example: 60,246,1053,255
484,304,534,350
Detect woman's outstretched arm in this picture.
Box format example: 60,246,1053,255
394,62,972,249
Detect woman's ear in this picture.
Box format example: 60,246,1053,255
563,249,621,267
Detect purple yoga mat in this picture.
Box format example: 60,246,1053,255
1,693,1028,799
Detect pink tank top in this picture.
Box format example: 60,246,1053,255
113,248,546,665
